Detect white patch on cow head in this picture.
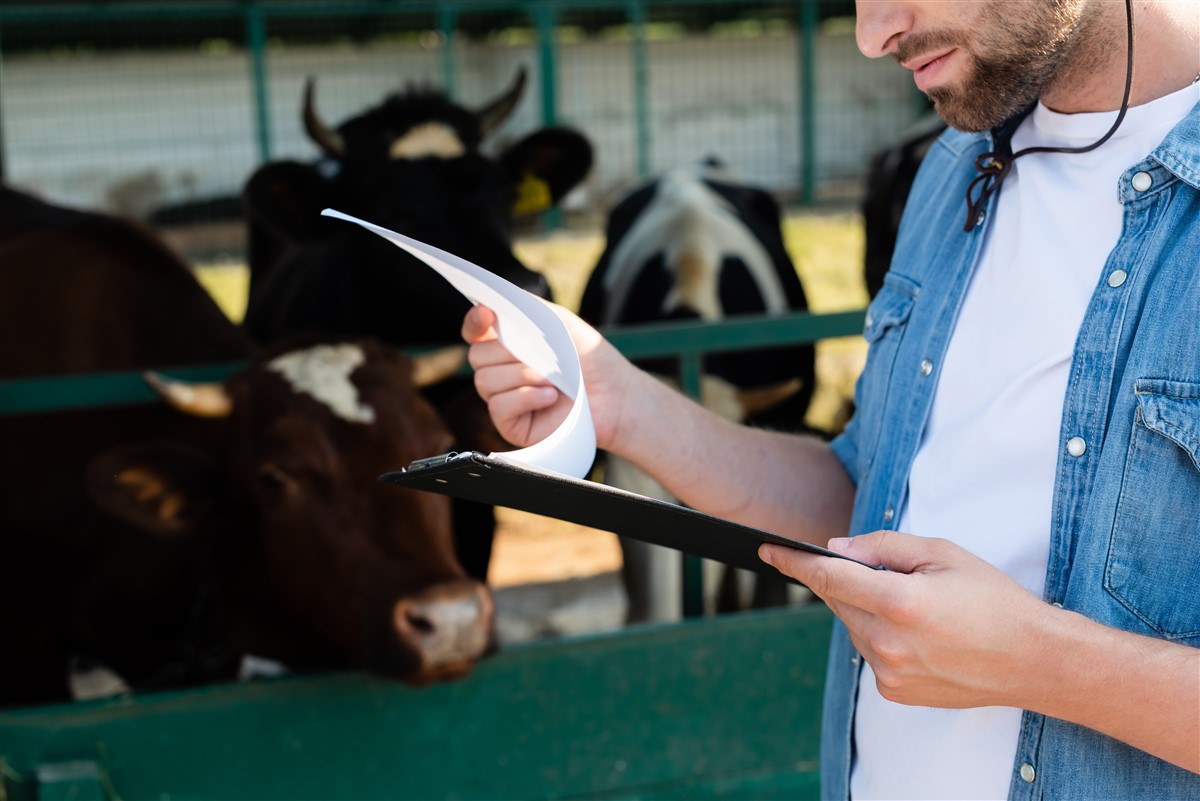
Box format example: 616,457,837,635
390,122,466,160
602,169,788,325
267,344,376,424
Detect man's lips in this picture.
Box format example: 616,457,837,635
904,49,957,92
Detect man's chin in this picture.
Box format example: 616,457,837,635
928,92,1005,133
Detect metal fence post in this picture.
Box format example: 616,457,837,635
629,0,651,179
0,25,7,181
798,0,818,206
532,3,558,126
245,0,272,164
532,2,560,228
438,5,457,99
679,354,705,618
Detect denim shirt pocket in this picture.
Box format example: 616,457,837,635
1105,379,1200,643
854,272,921,470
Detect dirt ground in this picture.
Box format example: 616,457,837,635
489,508,622,587
487,508,629,644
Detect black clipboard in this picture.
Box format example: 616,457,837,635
381,451,881,578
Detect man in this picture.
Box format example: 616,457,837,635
463,1,1199,797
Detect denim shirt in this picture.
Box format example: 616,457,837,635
825,99,1200,801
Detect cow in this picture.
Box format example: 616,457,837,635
578,161,817,624
240,68,594,583
0,185,494,708
861,111,947,299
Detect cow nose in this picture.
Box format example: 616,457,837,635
392,580,494,670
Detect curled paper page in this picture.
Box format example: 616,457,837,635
321,208,596,479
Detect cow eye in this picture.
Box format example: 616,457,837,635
256,464,291,494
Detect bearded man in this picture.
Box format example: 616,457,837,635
463,1,1200,798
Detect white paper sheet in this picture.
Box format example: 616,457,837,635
321,208,596,479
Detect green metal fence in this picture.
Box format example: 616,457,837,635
0,604,834,801
0,0,922,242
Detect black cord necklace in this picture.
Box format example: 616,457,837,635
962,0,1136,232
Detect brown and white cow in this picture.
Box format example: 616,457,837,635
0,185,494,707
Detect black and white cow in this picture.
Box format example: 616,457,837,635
579,162,817,623
861,111,946,299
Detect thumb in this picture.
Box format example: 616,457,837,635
462,304,498,344
837,530,943,575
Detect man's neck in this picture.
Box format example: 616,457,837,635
1041,0,1199,114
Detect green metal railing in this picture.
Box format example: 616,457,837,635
0,604,834,801
0,309,864,416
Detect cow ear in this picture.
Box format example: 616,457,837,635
242,160,330,244
86,443,223,537
499,127,593,217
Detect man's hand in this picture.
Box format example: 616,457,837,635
461,303,638,453
760,531,1051,710
760,532,1200,772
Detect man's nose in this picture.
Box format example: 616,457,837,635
855,1,914,59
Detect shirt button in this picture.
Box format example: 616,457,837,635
1107,269,1128,288
882,506,895,524
975,210,986,227
1052,602,1064,608
851,654,860,666
1131,171,1153,192
919,359,933,376
1067,437,1087,457
1020,763,1037,783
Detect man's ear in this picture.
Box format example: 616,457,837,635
86,443,224,537
500,127,594,217
241,160,331,244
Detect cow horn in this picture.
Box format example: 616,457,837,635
412,346,467,388
302,77,345,158
737,378,804,417
476,67,528,138
144,371,233,419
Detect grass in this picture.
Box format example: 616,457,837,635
192,208,868,430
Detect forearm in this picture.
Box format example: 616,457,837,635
607,367,855,546
1023,606,1200,773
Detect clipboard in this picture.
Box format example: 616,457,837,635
381,452,882,578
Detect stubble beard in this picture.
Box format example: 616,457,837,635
903,0,1095,132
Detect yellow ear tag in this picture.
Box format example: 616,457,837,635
512,172,552,216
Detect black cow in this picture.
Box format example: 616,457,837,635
861,111,947,299
579,162,816,623
241,68,594,581
0,185,494,707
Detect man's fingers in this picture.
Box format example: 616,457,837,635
472,360,554,400
759,543,898,613
461,305,499,344
838,531,946,575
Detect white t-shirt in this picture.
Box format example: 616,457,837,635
850,81,1200,801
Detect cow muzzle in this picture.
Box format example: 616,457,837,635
392,580,494,682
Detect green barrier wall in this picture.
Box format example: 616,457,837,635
1,605,833,801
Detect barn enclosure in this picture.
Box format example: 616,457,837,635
1,2,924,798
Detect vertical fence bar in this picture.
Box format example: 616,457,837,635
532,2,560,228
629,0,651,179
0,25,7,181
245,1,272,164
679,354,706,618
797,0,817,205
438,5,457,99
532,3,558,126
